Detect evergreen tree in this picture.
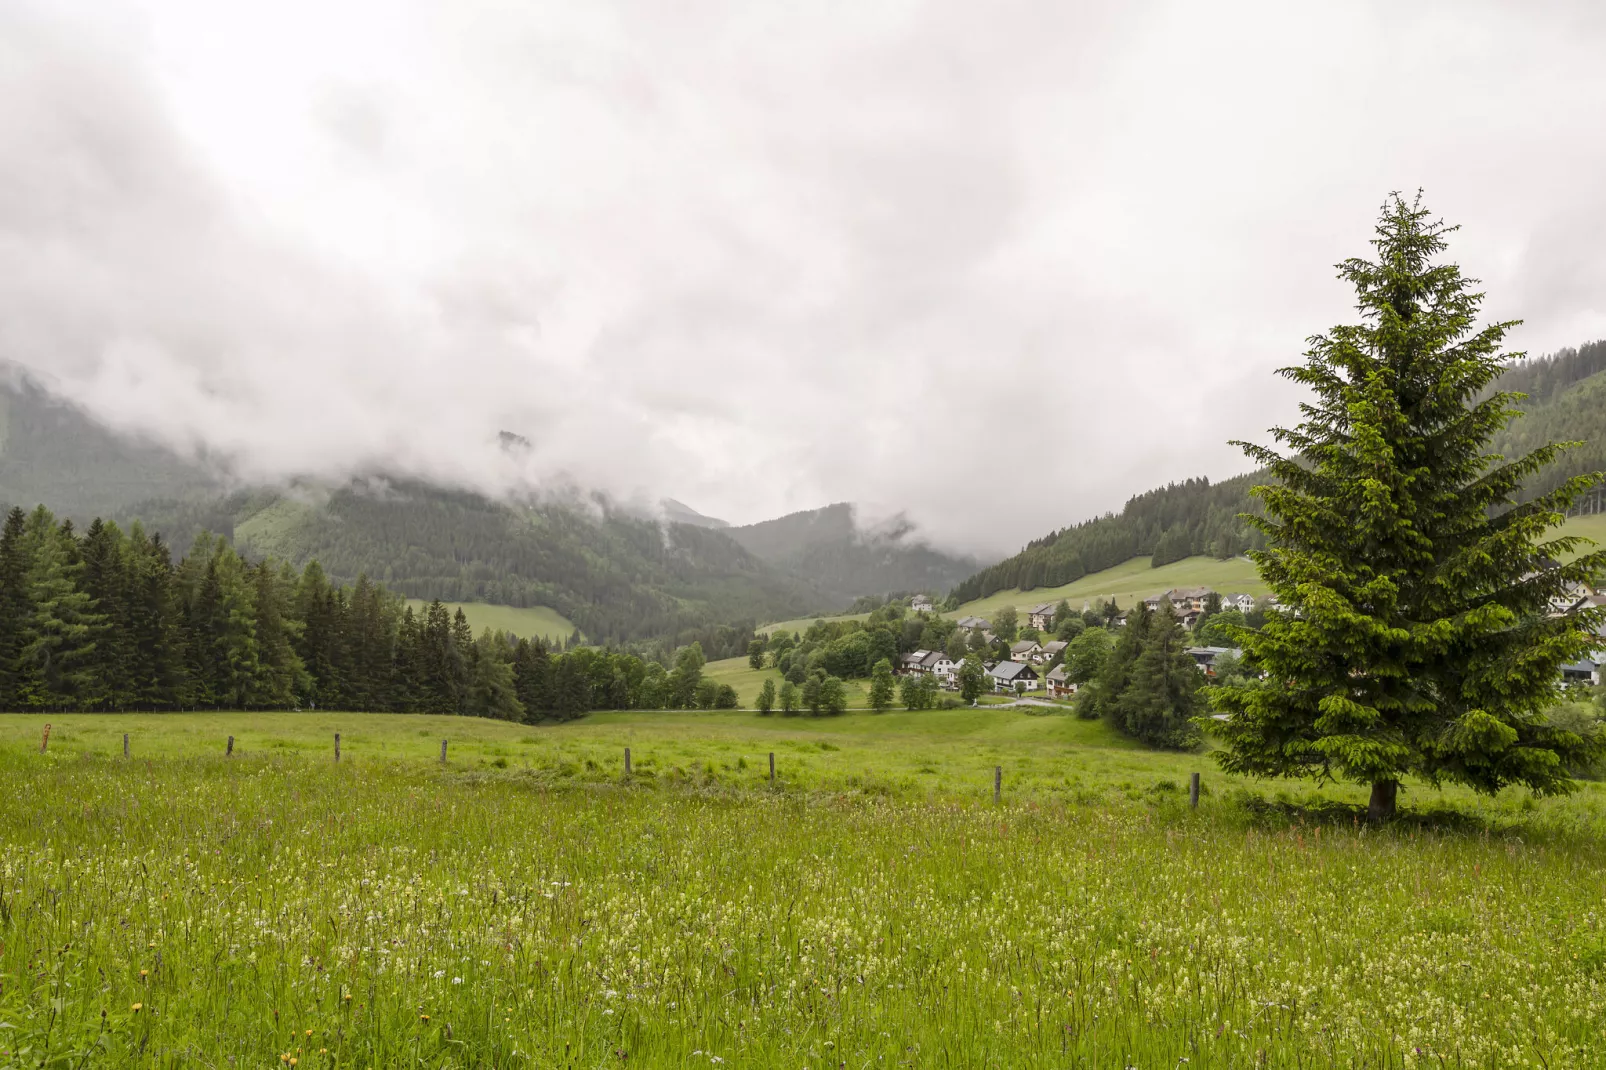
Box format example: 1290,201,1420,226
126,528,187,709
469,630,524,720
1212,194,1606,821
867,658,895,712
0,507,32,706
16,508,101,709
393,606,425,712
1112,604,1202,749
251,560,304,708
451,608,476,712
79,519,133,709
1082,602,1150,723
550,655,591,721
209,541,262,709
513,637,552,720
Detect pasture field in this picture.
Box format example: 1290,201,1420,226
403,601,578,644
4,711,1606,1068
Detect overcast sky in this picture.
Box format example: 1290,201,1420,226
4,0,1605,556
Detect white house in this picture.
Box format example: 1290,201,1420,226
987,661,1040,692
1009,640,1042,663
911,595,936,614
1219,593,1256,613
1044,664,1075,698
1026,602,1058,631
1039,640,1067,664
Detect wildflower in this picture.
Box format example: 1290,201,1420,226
305,1029,313,1036
131,1003,143,1013
421,1014,430,1021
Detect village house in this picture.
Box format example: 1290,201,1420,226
1026,602,1058,631
911,594,935,614
1009,640,1041,663
899,650,933,675
1219,592,1256,613
955,615,990,632
1561,654,1603,687
987,660,1040,692
1184,646,1237,675
1044,664,1075,698
1039,640,1067,664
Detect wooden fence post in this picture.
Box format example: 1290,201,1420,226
769,752,776,787
1190,772,1200,809
226,735,234,757
41,723,51,753
123,733,129,759
440,739,448,764
334,732,341,763
624,746,632,775
994,765,1001,804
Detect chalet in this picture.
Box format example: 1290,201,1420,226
1185,646,1237,675
899,650,933,674
930,653,959,682
1039,640,1067,663
1561,654,1603,687
1044,664,1075,698
1219,592,1256,613
1026,602,1058,631
1167,586,1214,613
955,615,990,632
1010,640,1042,663
911,595,936,614
987,660,1040,692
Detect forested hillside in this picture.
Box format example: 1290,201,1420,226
0,379,218,517
951,339,1606,604
118,484,819,647
726,503,980,605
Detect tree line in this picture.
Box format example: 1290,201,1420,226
0,504,742,718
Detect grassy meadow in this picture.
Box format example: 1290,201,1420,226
403,601,578,644
5,710,1606,1067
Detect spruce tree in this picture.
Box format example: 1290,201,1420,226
79,519,134,710
1113,603,1202,749
16,508,101,709
1212,194,1606,821
0,507,30,707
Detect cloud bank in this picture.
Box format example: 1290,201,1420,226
3,0,1605,556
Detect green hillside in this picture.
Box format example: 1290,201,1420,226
950,338,1606,607
951,554,1266,619
726,503,981,605
119,482,824,647
403,600,577,643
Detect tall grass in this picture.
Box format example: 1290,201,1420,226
3,735,1605,1067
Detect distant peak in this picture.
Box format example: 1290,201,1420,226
660,498,729,529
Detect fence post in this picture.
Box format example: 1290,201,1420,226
123,733,129,759
334,732,341,763
769,751,776,787
226,735,234,757
440,739,448,765
41,723,51,754
994,765,1001,804
1190,771,1200,809
624,746,632,775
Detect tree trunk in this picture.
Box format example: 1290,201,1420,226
1367,779,1398,823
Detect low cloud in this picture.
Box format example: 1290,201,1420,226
3,0,1605,558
